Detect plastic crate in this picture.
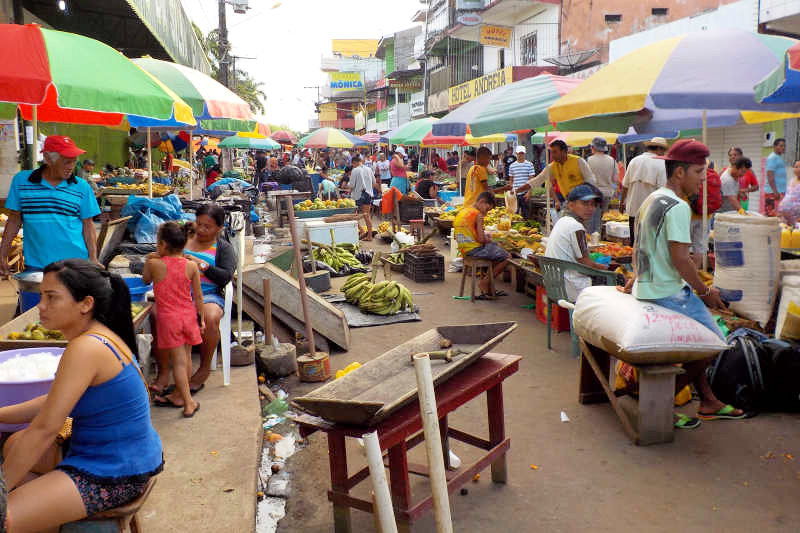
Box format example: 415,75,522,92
398,200,424,222
403,252,445,282
534,286,570,332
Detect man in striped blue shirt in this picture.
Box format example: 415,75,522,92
507,146,536,218
0,136,100,275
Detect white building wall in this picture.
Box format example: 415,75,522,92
760,0,800,23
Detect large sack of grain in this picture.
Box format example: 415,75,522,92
713,213,780,326
572,286,729,364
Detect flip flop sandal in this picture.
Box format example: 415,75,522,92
697,404,747,420
148,384,171,396
153,395,183,409
190,384,205,394
183,403,200,418
474,293,495,301
674,413,702,429
494,290,508,297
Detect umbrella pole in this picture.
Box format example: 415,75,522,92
457,146,462,197
147,128,153,199
702,110,708,271
31,106,38,169
545,143,551,236
189,134,195,201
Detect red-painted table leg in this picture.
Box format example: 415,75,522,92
329,432,352,533
487,382,507,483
388,439,412,531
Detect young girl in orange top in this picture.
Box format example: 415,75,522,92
143,221,205,417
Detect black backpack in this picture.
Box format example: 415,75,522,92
762,339,800,412
707,332,769,412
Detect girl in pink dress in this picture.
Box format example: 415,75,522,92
143,221,205,417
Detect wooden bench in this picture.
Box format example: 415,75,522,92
61,477,156,533
293,353,521,533
578,339,685,446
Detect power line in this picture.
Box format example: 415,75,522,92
194,0,212,29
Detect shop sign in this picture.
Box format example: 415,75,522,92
457,13,483,26
448,66,512,107
479,25,512,48
388,107,399,129
388,77,423,92
328,72,364,93
456,0,485,10
410,91,425,117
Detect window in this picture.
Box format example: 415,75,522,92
652,7,668,16
605,14,622,23
499,48,505,69
521,32,537,65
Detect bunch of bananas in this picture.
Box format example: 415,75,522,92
341,274,414,315
602,210,629,222
312,243,362,271
383,253,404,265
6,323,64,340
378,221,391,233
697,269,714,287
112,183,172,196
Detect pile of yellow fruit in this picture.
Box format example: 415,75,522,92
378,221,391,233
5,323,64,341
484,207,523,227
602,210,628,222
296,198,356,211
111,183,172,196
438,207,461,221
491,226,543,254
131,302,145,318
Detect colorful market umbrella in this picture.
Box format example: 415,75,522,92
297,128,368,149
271,130,298,144
219,136,281,150
421,131,517,147
433,74,582,138
1,24,194,127
756,41,800,104
360,133,381,143
549,29,800,133
531,131,619,147
388,117,439,146
132,57,252,127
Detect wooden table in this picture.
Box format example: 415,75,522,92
293,352,521,533
266,190,311,227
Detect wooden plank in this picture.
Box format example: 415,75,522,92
242,264,350,350
241,289,331,353
293,323,518,425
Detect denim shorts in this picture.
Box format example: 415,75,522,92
355,190,373,208
203,291,225,310
466,242,510,262
647,285,725,341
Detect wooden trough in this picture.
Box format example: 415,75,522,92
293,321,517,425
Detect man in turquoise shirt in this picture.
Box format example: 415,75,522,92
765,137,787,216
0,136,100,275
623,139,745,426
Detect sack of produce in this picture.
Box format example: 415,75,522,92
713,213,780,326
775,275,800,340
572,286,728,364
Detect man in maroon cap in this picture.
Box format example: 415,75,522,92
622,139,745,426
0,135,100,276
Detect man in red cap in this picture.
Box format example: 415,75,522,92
621,139,745,426
0,135,101,276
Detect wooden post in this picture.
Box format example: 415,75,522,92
545,138,551,236
147,128,153,199
284,197,316,353
262,278,272,344
189,133,195,201
392,191,400,233
701,110,709,271
305,228,317,274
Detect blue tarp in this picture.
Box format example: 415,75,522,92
206,177,252,190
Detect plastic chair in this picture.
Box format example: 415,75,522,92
537,256,619,357
210,281,233,386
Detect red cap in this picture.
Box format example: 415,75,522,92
42,135,86,158
655,139,709,165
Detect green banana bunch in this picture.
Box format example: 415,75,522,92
384,252,404,265
353,280,414,315
314,245,362,271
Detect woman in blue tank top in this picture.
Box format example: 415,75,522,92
0,259,163,531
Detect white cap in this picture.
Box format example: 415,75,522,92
395,146,406,155
515,146,526,153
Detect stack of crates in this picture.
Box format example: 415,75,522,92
403,252,445,282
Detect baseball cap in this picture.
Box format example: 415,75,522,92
656,139,710,165
515,146,526,153
567,183,601,202
591,137,608,152
43,136,85,158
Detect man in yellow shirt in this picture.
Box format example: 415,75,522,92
454,191,510,299
463,146,511,208
517,139,596,211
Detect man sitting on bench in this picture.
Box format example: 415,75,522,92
454,191,510,299
620,139,744,427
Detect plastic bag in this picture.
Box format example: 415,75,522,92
121,195,182,227
134,209,164,243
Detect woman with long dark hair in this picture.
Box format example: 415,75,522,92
0,260,162,531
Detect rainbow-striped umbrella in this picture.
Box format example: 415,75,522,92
756,42,800,104
550,29,800,133
421,130,517,147
1,24,194,127
387,117,438,146
297,128,368,149
271,130,298,144
433,74,582,137
360,133,381,143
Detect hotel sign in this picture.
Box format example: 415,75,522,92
448,67,512,107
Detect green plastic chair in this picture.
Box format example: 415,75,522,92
537,256,620,357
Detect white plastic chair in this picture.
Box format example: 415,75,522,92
210,281,233,386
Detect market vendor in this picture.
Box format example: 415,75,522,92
75,158,95,180
390,147,409,194
0,260,163,531
621,139,745,425
454,191,510,299
545,184,616,301
507,146,536,218
317,167,339,200
415,170,439,200
463,147,511,208
517,140,596,213
0,136,100,277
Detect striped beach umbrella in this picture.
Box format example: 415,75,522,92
297,128,368,149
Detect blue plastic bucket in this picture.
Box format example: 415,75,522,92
123,276,152,302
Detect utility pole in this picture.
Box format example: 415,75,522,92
218,0,229,87
230,55,256,90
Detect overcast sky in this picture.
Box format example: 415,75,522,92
180,0,423,132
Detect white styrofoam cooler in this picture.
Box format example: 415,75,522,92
606,221,630,239
302,220,359,249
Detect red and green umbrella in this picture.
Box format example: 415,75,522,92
297,128,367,149
756,42,800,104
0,24,194,127
132,57,253,126
271,130,298,144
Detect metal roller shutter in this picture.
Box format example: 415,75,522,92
706,123,765,210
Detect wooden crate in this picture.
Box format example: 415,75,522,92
0,308,68,352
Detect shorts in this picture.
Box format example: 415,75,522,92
390,177,409,194
646,285,725,341
764,193,781,217
355,190,373,208
466,242,510,262
156,311,203,350
203,291,225,310
58,468,151,516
